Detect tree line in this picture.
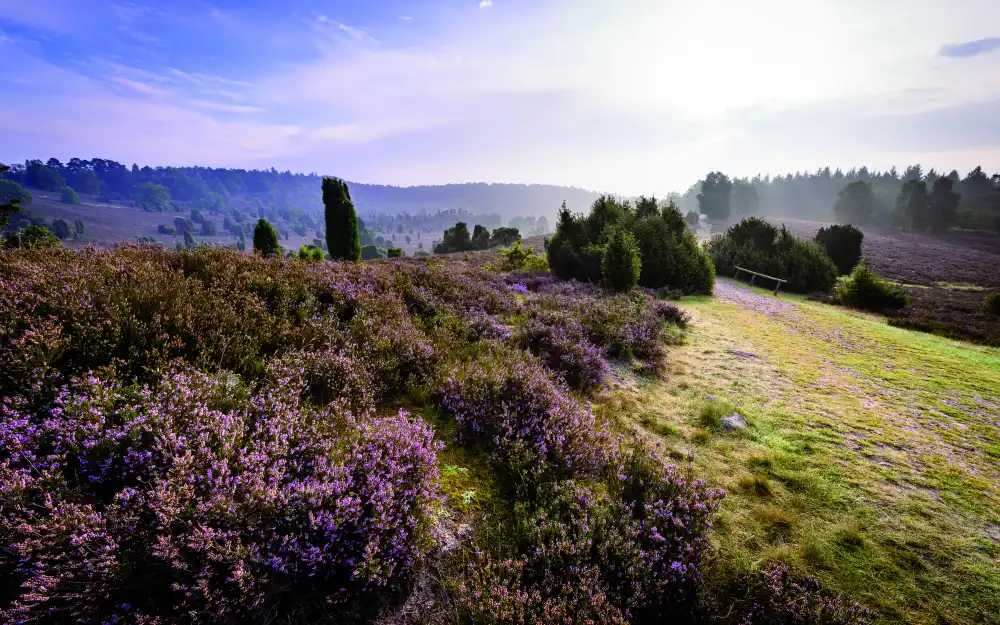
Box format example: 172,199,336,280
0,157,590,229
689,166,1000,233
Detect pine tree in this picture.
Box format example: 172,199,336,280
253,218,280,257
323,177,361,261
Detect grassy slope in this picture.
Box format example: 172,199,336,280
611,283,1000,624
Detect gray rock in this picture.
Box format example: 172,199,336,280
721,413,748,431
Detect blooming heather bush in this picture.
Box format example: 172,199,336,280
349,294,439,400
532,280,683,362
457,442,725,624
273,347,375,416
0,367,441,622
606,439,726,619
652,299,690,328
520,311,608,391
730,564,872,625
464,310,514,343
436,349,609,483
456,482,632,625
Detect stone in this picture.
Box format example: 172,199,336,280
721,412,748,431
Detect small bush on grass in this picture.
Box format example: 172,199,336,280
723,564,872,625
498,239,546,271
836,263,908,312
815,224,864,275
982,292,1000,316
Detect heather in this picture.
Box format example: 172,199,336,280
2,243,755,623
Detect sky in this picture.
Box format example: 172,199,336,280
0,0,998,195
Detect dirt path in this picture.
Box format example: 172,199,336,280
712,278,796,317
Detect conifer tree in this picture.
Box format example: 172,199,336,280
253,218,280,257
323,177,361,261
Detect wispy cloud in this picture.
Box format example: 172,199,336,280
109,76,167,97
479,0,493,8
168,68,254,88
314,14,371,42
938,36,1000,58
185,99,266,114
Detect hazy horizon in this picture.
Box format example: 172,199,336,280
2,0,999,196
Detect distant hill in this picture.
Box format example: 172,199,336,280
2,158,607,251
1,158,604,223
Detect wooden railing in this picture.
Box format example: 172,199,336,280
733,266,787,296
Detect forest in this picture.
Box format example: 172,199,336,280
0,158,599,229
680,165,1000,231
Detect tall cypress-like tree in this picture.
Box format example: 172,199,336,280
323,177,361,261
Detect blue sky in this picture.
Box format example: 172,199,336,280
1,0,999,195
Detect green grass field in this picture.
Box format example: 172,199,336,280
608,281,1000,624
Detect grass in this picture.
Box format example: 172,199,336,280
608,282,1000,625
935,281,989,292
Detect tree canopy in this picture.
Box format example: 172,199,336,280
697,172,733,221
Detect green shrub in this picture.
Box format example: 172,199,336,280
982,293,1000,316
50,218,72,239
298,244,325,262
632,213,715,295
252,218,280,257
361,244,381,260
547,197,714,292
728,216,779,249
836,263,908,312
3,225,61,249
815,224,863,275
546,233,577,279
707,218,837,293
585,195,633,241
60,186,80,205
778,234,839,294
601,228,641,292
499,239,547,271
387,247,403,258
